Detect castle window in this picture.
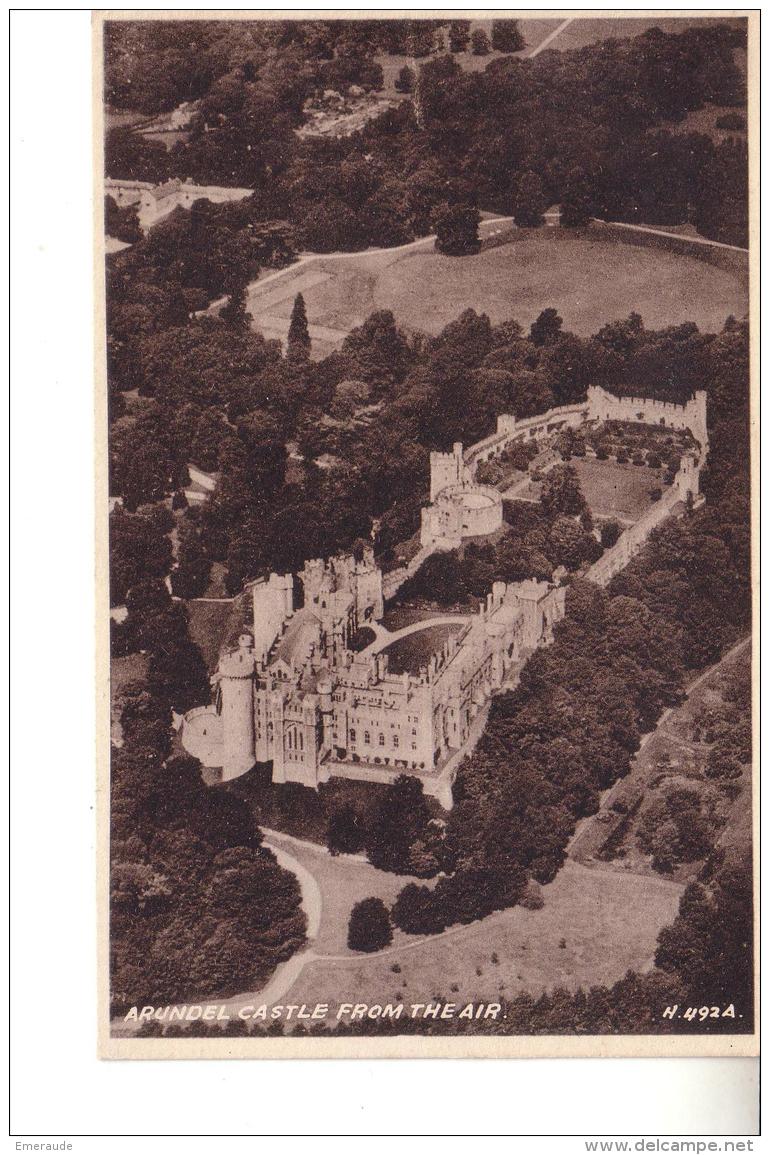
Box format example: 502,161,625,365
393,735,399,748
411,743,417,751
349,729,356,743
378,733,385,746
411,728,417,736
364,731,371,745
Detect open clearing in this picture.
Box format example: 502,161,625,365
248,229,747,356
511,458,664,522
570,459,664,522
282,858,682,1011
548,16,746,52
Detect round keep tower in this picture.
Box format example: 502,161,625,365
217,634,256,782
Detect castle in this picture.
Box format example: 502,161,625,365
419,385,708,552
180,386,708,807
105,178,252,233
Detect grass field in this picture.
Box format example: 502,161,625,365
186,593,251,672
380,622,466,675
249,229,748,357
512,458,664,522
369,232,747,337
284,858,682,1011
570,459,664,522
549,16,746,53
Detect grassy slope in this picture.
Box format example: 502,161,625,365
251,232,748,355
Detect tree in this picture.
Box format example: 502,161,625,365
530,308,563,347
448,21,471,53
171,523,212,598
432,202,481,256
491,20,525,53
394,66,415,94
109,507,173,606
541,464,587,517
705,741,743,780
347,897,392,952
220,282,250,329
471,29,490,56
600,520,623,548
327,803,366,854
364,775,433,873
560,167,595,228
148,636,211,714
392,883,446,934
512,170,546,228
287,292,311,362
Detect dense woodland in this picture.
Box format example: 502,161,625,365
110,573,307,1011
109,256,748,603
105,19,748,247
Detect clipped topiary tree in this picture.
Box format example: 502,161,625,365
347,897,393,952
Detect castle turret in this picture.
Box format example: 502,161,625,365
216,634,256,781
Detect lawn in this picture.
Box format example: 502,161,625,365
283,858,683,1013
369,232,747,338
273,838,425,958
382,605,468,631
186,593,250,672
253,230,748,356
570,458,664,522
380,622,466,675
551,16,747,52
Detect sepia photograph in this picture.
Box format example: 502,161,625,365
96,10,757,1060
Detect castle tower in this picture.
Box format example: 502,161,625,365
689,390,709,453
429,442,465,502
216,635,256,781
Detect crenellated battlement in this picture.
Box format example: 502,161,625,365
185,384,709,806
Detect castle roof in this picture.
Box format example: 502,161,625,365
272,609,319,670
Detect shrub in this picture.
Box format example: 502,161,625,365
171,489,188,510
649,487,663,502
647,452,662,469
347,897,393,952
705,741,743,780
616,450,629,464
519,881,544,910
394,66,415,94
327,802,366,855
392,883,446,935
595,444,609,461
632,452,647,466
715,112,746,131
600,519,623,548
471,29,490,55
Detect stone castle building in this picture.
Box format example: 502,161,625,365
180,386,709,806
105,177,252,233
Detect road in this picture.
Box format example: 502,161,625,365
528,18,575,58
